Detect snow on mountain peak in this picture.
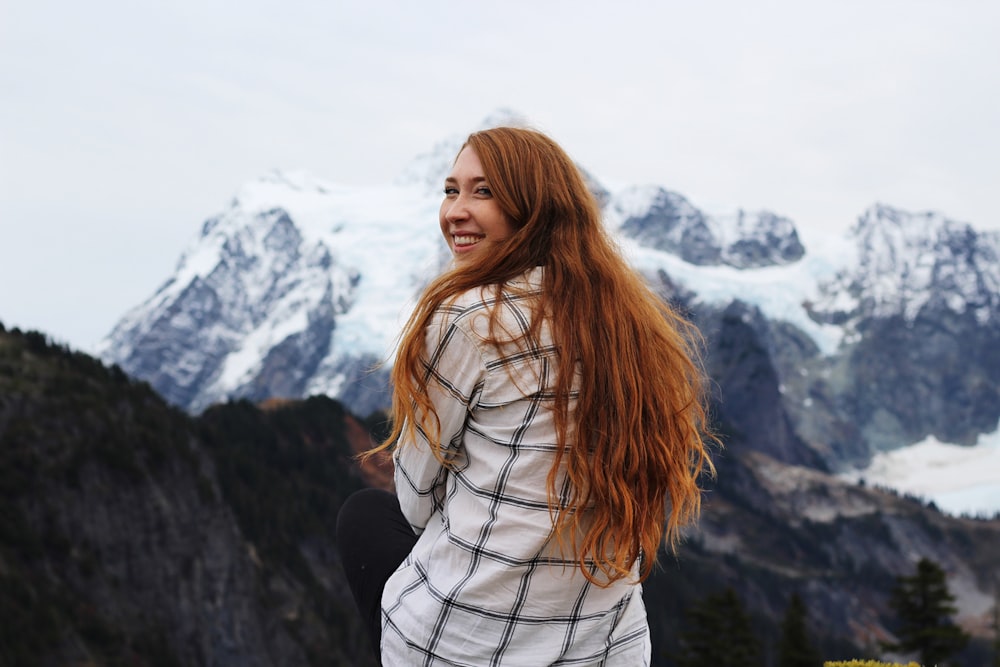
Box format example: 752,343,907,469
612,185,700,222
610,185,805,269
97,166,449,413
811,203,1000,325
478,107,533,130
395,109,535,192
258,169,335,193
394,134,463,192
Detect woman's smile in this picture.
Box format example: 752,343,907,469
440,147,513,266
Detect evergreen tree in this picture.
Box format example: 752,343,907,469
884,558,969,667
992,583,1000,667
676,587,763,667
778,592,823,667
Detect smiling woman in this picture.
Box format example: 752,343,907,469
336,126,718,666
439,147,515,265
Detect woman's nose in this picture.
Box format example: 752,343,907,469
444,196,470,222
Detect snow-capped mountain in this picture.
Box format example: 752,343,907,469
612,185,806,269
98,117,1000,515
96,170,447,415
809,203,1000,326
394,108,532,193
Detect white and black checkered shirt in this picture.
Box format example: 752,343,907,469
383,268,651,666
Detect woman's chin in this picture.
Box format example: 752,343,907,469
450,245,485,266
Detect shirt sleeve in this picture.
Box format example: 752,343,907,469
393,313,485,535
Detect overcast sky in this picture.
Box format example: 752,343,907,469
2,0,998,351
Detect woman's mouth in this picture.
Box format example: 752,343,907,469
453,234,483,249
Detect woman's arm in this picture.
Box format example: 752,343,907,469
394,315,485,534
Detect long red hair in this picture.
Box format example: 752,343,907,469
372,126,716,585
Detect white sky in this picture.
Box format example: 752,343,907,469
1,0,998,351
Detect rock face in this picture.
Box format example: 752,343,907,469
99,185,368,416
616,186,805,268
838,311,1000,451
698,300,827,470
656,445,1000,665
801,204,1000,454
809,203,1000,325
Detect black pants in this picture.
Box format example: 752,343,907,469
336,488,418,662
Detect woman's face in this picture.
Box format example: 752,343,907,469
440,147,514,267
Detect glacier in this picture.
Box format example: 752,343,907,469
840,421,1000,518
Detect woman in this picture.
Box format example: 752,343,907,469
337,127,716,665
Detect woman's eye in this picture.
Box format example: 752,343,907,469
476,186,492,196
443,186,458,196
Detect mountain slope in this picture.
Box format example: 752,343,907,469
97,171,445,417
0,324,383,666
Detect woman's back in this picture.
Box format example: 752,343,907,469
383,268,651,665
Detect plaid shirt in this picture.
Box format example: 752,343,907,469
383,267,651,666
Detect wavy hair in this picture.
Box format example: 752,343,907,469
372,126,716,585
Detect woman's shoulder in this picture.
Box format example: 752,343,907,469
435,285,492,321
444,267,544,314
431,268,544,331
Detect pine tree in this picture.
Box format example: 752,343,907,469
884,558,969,667
676,587,763,667
992,582,1000,667
778,592,823,667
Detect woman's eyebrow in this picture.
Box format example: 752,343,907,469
444,175,487,184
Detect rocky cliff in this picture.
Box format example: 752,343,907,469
616,185,806,268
